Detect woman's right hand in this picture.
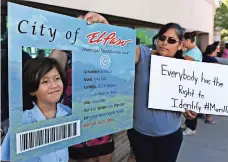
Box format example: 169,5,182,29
183,110,197,120
83,12,109,25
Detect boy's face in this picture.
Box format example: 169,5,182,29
32,67,63,105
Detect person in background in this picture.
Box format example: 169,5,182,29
202,44,220,125
215,42,228,65
182,31,202,61
212,41,221,57
203,44,219,63
182,31,202,136
37,49,46,57
222,42,228,58
127,23,197,162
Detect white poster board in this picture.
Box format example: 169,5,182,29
148,55,228,116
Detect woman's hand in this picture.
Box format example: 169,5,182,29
83,12,109,25
183,110,197,120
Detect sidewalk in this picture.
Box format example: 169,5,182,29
113,115,228,162
177,116,228,162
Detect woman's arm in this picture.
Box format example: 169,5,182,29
184,56,195,61
49,50,68,70
135,45,140,64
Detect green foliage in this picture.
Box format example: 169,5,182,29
23,47,52,57
214,0,228,30
221,29,228,42
215,0,228,42
136,28,158,45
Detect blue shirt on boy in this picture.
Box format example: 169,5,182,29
1,103,72,162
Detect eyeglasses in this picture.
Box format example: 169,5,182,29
158,35,181,44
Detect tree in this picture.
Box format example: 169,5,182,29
221,29,228,41
214,0,228,42
214,0,228,30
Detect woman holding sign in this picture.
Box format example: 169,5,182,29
127,23,197,162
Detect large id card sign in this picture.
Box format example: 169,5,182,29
148,55,228,116
8,2,135,161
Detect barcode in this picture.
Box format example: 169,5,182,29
16,120,80,154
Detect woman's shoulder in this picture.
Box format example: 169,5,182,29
187,47,202,54
138,45,152,61
184,47,202,61
139,45,151,55
195,47,202,53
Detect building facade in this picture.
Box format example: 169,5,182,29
23,0,217,50
2,0,217,50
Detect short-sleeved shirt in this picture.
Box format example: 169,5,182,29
133,45,181,136
216,57,228,65
1,103,72,162
183,47,202,62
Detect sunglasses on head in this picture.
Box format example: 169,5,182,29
158,35,181,44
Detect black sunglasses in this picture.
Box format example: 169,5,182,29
158,35,181,44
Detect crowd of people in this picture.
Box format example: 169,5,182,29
1,11,228,162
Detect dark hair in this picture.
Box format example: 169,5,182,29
154,23,184,42
203,44,217,56
1,38,7,50
225,43,228,49
184,31,197,42
153,23,184,58
212,41,220,48
23,57,67,110
152,36,157,50
136,37,140,45
174,50,184,59
1,49,9,121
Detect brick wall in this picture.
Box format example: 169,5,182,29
112,131,131,162
70,131,131,162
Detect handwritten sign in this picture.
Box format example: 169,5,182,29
8,2,135,162
148,55,228,116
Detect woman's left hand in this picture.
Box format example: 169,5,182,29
83,12,109,25
183,110,197,120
